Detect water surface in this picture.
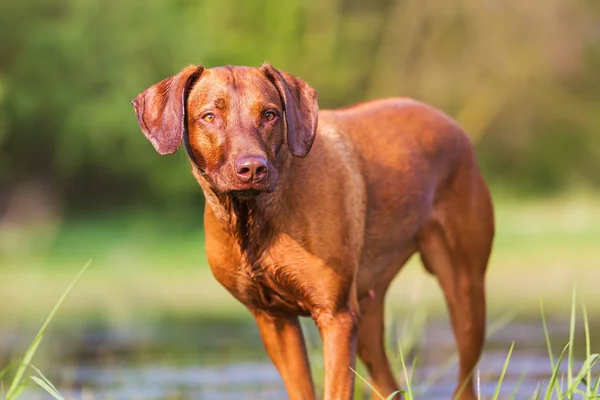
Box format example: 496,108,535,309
2,314,598,399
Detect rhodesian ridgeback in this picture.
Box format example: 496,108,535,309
132,64,494,400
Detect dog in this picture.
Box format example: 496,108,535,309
132,64,494,400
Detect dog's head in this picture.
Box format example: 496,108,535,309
131,64,318,197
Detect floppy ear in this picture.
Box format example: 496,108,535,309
260,63,318,158
131,65,204,155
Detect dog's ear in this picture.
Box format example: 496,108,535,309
131,65,204,155
260,63,318,158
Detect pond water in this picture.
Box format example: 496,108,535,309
2,314,598,399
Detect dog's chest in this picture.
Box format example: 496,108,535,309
236,261,312,316
203,201,317,316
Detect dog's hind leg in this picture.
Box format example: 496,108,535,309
416,169,494,400
357,293,399,399
356,249,415,400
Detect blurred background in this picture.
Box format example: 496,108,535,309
0,0,599,398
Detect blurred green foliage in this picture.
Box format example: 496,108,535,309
1,0,599,214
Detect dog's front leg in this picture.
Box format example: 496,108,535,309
252,310,316,400
315,309,359,400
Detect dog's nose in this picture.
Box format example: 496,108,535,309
235,155,268,183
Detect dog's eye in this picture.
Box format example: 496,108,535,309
264,111,276,121
202,113,215,123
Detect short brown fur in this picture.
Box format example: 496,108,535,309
132,64,494,400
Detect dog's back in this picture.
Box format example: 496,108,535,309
309,98,489,292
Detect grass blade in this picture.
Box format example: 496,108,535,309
566,353,600,396
5,260,92,400
7,381,26,400
567,288,576,398
0,361,18,382
491,341,514,400
592,375,600,395
386,390,404,400
540,300,555,368
30,376,64,400
350,366,385,400
399,302,428,358
398,343,414,399
544,343,569,400
509,368,529,399
582,300,592,398
30,366,63,399
532,382,545,400
540,300,563,398
477,369,481,400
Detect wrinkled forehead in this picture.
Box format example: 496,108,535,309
187,66,282,110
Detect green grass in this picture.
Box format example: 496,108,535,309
1,262,90,400
0,194,599,397
535,293,600,399
1,195,599,322
0,263,598,399
348,293,599,399
0,194,598,399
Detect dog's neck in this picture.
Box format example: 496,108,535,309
195,153,292,269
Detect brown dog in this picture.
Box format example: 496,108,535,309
132,64,494,400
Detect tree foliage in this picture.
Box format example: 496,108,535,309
1,0,599,213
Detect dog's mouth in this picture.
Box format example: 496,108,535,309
225,175,278,199
208,168,278,198
230,189,264,200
